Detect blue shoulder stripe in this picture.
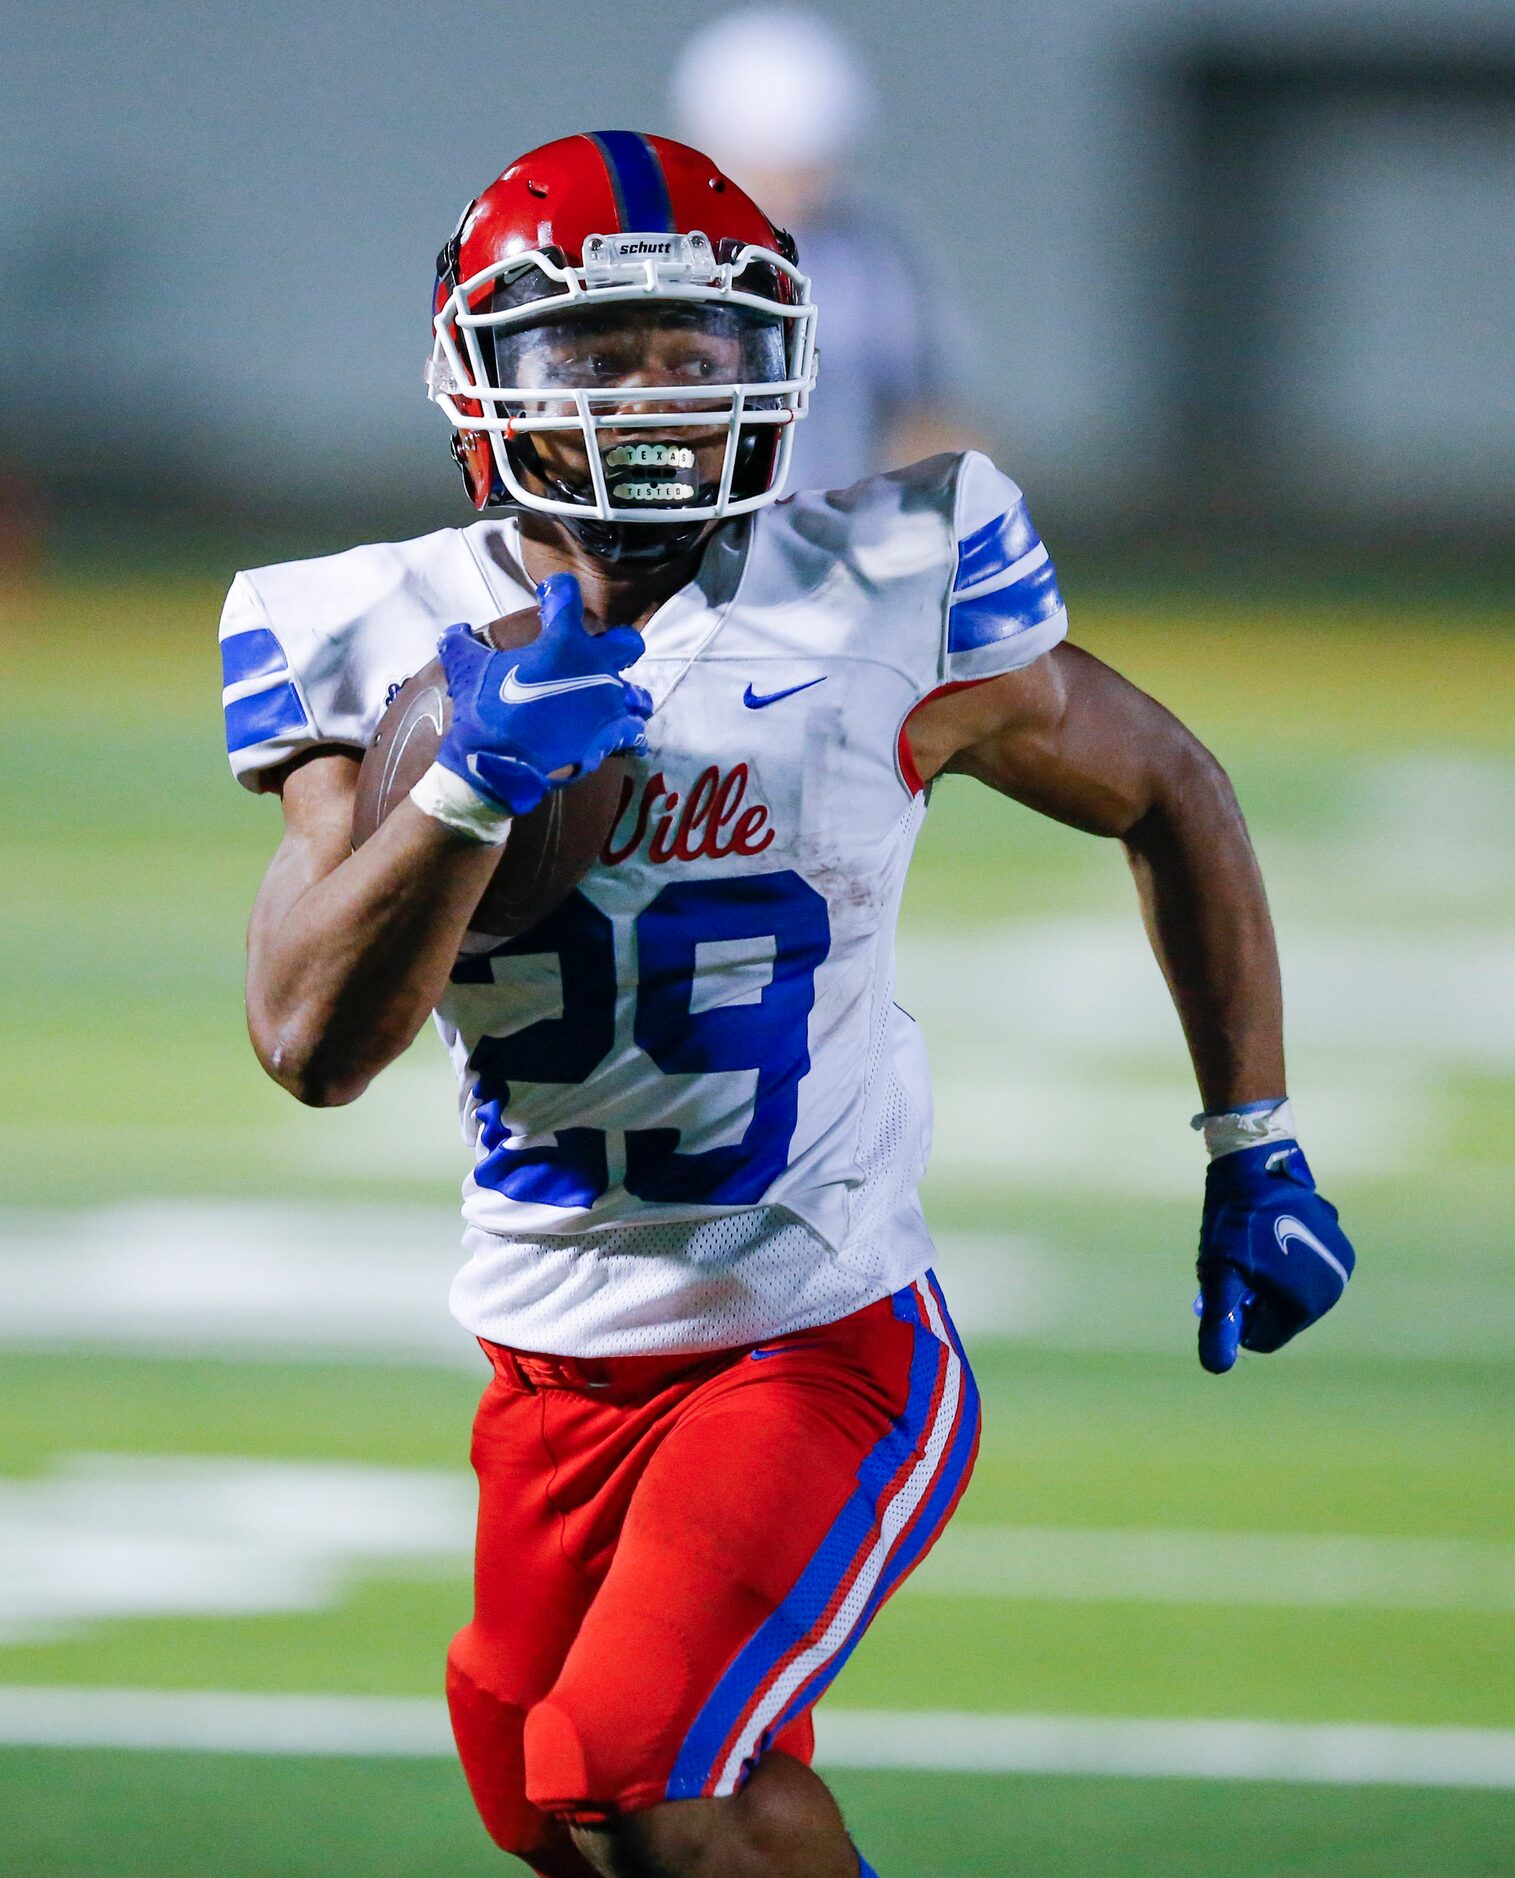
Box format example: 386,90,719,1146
953,505,1042,592
220,627,288,689
948,558,1063,652
588,131,674,235
225,681,309,754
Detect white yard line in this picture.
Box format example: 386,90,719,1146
0,1456,475,1645
912,1524,1515,1611
4,1457,1511,1647
7,1201,1515,1362
0,1201,479,1364
0,1205,1052,1352
2,1689,1514,1790
0,1688,450,1758
816,1710,1515,1791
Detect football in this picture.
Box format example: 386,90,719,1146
350,605,628,937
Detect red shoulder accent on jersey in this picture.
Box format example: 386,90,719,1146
897,678,1001,797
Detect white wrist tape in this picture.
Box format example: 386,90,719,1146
1191,1097,1296,1160
408,761,513,847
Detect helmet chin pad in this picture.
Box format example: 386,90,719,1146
560,514,711,563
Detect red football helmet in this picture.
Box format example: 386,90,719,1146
427,132,816,544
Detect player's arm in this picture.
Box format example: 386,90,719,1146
907,641,1280,1109
244,574,649,1108
247,754,505,1107
905,642,1355,1371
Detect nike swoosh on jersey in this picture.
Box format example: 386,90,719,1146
742,677,826,709
498,667,624,704
1274,1215,1351,1286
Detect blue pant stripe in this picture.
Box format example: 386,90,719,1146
666,1284,944,1798
870,1271,981,1610
764,1338,979,1744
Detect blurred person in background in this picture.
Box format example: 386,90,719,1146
674,4,986,489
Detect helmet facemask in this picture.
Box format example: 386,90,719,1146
427,233,816,534
496,298,789,554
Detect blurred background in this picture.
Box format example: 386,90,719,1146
3,2,1513,1874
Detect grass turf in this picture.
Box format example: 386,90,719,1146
4,1751,1514,1878
3,575,1514,1872
0,1344,1510,1727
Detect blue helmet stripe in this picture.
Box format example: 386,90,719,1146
589,131,675,234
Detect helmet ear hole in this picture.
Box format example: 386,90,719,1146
714,236,788,306
436,196,475,289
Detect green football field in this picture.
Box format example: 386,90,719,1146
2,574,1514,1874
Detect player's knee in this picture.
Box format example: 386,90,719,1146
445,1631,546,1858
522,1690,616,1816
551,1742,856,1878
523,1687,666,1820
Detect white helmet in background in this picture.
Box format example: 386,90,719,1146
673,5,876,173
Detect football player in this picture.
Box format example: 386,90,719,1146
221,133,1355,1878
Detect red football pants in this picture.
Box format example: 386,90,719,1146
445,1272,979,1857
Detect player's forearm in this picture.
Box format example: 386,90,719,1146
1122,742,1285,1112
248,802,499,1106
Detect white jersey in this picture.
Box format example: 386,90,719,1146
220,452,1068,1355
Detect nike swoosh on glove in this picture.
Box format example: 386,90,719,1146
1195,1142,1356,1375
435,572,650,816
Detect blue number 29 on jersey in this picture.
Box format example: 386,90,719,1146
451,872,831,1210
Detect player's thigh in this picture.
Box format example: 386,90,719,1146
448,1368,602,1852
524,1274,980,1816
452,1369,598,1687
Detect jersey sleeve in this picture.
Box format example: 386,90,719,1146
217,529,481,793
942,451,1069,684
218,571,333,792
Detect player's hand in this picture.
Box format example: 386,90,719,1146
1195,1142,1355,1374
435,573,651,816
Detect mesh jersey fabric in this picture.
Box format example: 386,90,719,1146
220,454,1067,1356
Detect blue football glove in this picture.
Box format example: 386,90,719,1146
435,572,651,816
1195,1141,1355,1374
